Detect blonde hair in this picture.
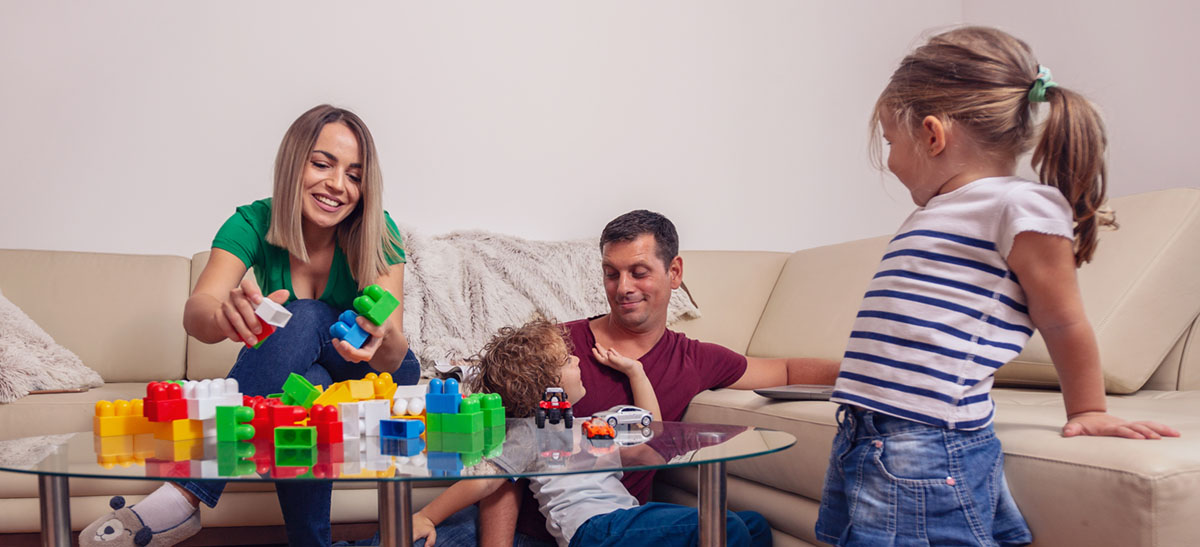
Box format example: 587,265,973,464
266,104,402,288
871,26,1113,265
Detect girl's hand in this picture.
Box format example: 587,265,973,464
332,313,392,363
1063,412,1181,440
592,343,645,378
412,511,437,546
215,277,289,347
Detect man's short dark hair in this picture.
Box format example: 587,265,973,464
600,210,679,269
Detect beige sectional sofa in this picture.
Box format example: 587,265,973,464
2,187,1199,546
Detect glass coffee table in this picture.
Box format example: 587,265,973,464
0,419,794,547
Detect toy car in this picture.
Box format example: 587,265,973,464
535,387,574,428
581,417,616,439
593,405,653,428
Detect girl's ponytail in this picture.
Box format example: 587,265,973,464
1030,85,1114,266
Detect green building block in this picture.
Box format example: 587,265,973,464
216,405,255,442
426,412,443,432
353,284,399,326
275,426,316,448
483,425,505,458
427,430,483,454
216,441,256,477
460,449,483,468
480,393,505,429
275,445,317,467
280,373,320,408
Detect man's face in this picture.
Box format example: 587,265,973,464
601,234,682,333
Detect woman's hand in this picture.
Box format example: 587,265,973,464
591,343,645,378
332,311,396,363
214,277,289,347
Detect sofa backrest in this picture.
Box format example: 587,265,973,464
745,187,1200,394
672,251,791,354
0,249,190,382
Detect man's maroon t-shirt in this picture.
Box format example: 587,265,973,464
515,316,748,539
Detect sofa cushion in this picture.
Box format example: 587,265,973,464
681,387,1200,547
0,250,189,383
186,251,250,380
0,382,149,440
673,251,791,354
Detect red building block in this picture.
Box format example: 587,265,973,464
248,397,285,441
143,382,188,423
310,404,343,444
269,405,308,430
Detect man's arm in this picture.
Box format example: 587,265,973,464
727,356,840,390
477,479,523,547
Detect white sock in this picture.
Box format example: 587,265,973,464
130,484,198,531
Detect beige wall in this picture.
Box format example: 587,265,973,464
1,2,1195,257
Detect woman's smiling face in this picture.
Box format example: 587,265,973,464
300,122,363,231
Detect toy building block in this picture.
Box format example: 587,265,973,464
312,381,355,408
362,435,391,472
483,426,505,459
153,436,207,461
143,382,188,422
380,418,425,439
272,464,315,479
381,437,425,458
436,394,483,434
216,441,256,477
310,404,344,444
360,400,390,436
329,310,369,349
248,322,275,349
247,397,282,440
426,451,463,477
275,426,318,467
346,379,376,400
366,372,397,401
153,419,206,442
426,378,461,415
480,393,505,429
185,378,242,421
353,284,399,326
340,401,362,438
280,373,322,409
94,399,156,437
94,433,154,468
144,458,191,478
392,384,427,415
268,405,309,430
216,405,255,443
425,429,483,455
256,298,293,328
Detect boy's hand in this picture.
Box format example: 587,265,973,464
1063,412,1180,440
412,512,437,545
592,343,645,378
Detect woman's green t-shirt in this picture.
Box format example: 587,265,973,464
211,198,405,311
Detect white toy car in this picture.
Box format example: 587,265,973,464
594,405,653,428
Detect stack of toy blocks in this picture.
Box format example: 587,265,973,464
143,381,204,442
94,399,156,437
425,378,500,474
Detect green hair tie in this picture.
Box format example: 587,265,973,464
1028,65,1057,103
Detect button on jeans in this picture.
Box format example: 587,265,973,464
182,299,420,547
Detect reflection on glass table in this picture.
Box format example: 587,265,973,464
0,419,794,547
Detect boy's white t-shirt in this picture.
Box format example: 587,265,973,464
831,176,1074,429
488,419,638,546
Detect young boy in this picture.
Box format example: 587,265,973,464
412,318,770,547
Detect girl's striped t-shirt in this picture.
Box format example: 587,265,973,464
831,176,1073,430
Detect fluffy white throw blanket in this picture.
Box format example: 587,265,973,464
398,227,701,370
0,290,104,403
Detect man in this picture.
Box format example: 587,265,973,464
476,210,840,545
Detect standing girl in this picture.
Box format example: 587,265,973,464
815,27,1178,546
81,104,420,547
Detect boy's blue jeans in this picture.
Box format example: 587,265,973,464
180,299,420,547
815,405,1033,546
570,503,771,547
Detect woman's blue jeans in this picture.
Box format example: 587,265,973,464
180,299,420,547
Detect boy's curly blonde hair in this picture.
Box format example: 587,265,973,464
468,318,573,418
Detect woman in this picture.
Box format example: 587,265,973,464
81,104,419,547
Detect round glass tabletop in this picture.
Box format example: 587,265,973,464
0,419,794,484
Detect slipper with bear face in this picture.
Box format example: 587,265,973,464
80,496,200,547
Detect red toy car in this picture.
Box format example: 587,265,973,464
536,387,574,428
582,417,616,440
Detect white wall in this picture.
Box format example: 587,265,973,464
1,2,1195,257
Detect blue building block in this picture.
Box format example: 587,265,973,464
381,437,426,457
329,310,369,349
380,418,425,439
427,451,463,477
426,378,461,415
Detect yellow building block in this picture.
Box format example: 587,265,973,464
93,433,154,468
312,382,354,408
154,437,205,461
94,399,156,437
153,419,205,441
370,372,397,401
346,379,375,400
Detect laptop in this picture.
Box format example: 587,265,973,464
753,384,835,401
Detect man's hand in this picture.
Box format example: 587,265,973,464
1063,411,1180,440
412,511,437,546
